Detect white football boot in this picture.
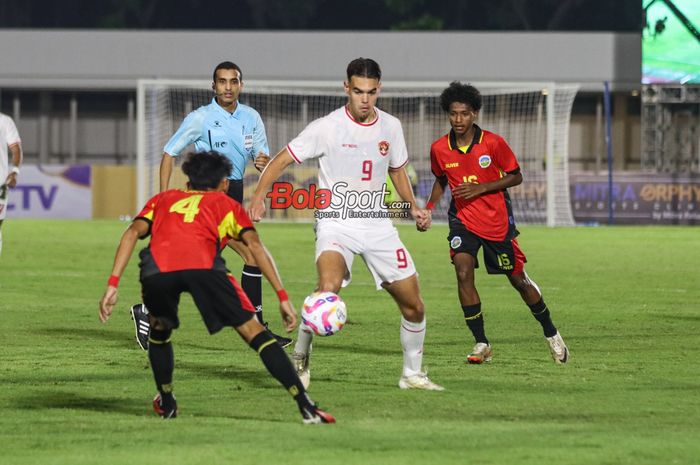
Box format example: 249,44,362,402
467,342,493,364
398,372,445,391
546,332,569,364
292,351,311,389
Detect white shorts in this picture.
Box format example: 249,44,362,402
315,221,417,290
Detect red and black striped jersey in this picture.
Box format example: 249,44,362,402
135,189,254,274
430,125,520,241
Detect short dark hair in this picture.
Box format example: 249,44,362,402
212,61,243,82
182,151,232,190
440,81,482,112
346,57,381,81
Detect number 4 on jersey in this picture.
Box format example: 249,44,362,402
169,195,203,222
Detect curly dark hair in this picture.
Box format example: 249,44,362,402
439,81,482,112
181,151,233,190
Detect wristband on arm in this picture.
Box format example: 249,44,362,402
107,275,120,288
426,201,435,210
276,289,289,302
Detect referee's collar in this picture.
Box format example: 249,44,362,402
448,124,483,154
211,98,241,118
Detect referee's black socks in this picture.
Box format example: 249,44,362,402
462,303,489,344
241,265,264,322
248,330,312,409
528,298,558,338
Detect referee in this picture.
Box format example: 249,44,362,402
130,61,292,349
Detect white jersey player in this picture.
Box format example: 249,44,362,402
0,112,22,257
249,58,443,392
288,104,407,228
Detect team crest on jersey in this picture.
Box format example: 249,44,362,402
378,140,390,156
478,155,492,168
214,120,222,127
450,236,462,249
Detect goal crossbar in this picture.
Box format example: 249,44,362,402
137,79,579,226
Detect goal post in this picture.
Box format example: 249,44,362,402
136,79,579,226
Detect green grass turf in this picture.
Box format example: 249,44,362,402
1,220,699,465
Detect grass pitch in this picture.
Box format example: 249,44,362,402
1,220,698,465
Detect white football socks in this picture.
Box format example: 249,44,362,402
293,314,426,377
400,316,426,377
294,325,314,354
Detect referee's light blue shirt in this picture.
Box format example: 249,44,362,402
163,98,269,180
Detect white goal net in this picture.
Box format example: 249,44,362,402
137,80,578,226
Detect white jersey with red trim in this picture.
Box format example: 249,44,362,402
0,113,21,183
287,105,409,227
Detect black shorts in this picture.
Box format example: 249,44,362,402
141,269,255,334
226,179,244,203
447,223,527,276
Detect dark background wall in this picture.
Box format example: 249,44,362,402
0,0,641,31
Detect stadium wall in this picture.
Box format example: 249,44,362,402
0,30,650,222
3,165,135,219
0,29,641,169
91,166,136,219
0,30,640,91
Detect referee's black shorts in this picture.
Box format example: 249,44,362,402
226,179,244,203
141,269,255,334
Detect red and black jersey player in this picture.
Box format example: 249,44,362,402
98,151,334,424
421,82,569,365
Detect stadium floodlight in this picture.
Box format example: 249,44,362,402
137,79,578,226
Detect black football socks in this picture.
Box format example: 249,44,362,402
242,265,264,322
249,330,313,411
148,329,175,410
462,303,489,344
528,298,557,337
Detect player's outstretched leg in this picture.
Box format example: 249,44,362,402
148,327,177,419
247,326,333,424
508,271,569,364
297,250,348,390
384,275,444,391
292,327,313,389
130,303,150,350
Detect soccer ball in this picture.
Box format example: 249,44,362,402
301,291,347,337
